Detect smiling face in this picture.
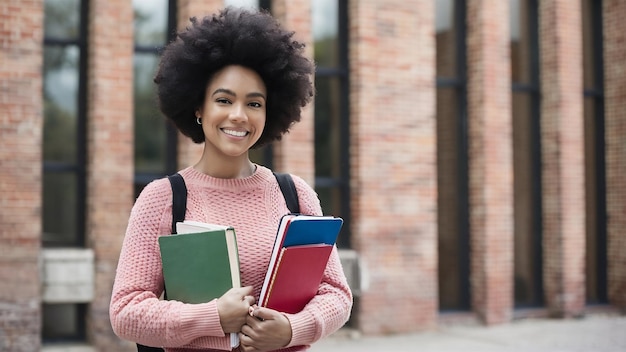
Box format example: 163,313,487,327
197,65,267,160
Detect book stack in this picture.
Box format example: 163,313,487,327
258,215,343,314
157,215,343,347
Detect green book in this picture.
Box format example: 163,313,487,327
158,221,241,304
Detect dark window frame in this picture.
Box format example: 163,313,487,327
512,0,543,309
42,0,89,249
583,0,607,304
259,0,271,12
253,0,274,168
133,0,179,193
436,0,470,312
313,0,351,248
41,303,87,343
42,0,89,343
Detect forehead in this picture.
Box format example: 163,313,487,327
207,65,266,94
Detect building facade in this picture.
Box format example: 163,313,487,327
1,0,624,351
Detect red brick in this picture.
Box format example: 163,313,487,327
467,0,514,325
349,0,438,334
540,0,586,318
0,0,43,349
604,0,626,310
85,1,135,350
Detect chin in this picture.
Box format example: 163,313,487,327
220,148,250,157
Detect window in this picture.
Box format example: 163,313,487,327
313,0,351,248
510,0,543,308
133,0,178,196
436,0,469,311
42,0,87,248
42,304,86,342
582,0,607,304
42,0,89,342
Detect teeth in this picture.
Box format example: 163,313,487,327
223,129,247,137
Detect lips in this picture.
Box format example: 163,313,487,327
222,128,249,137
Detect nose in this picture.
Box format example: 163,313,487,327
228,103,248,123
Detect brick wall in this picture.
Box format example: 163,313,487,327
86,0,135,349
467,0,514,325
2,0,625,349
0,1,44,351
177,0,223,25
271,0,315,184
349,0,437,334
604,0,626,310
539,0,586,318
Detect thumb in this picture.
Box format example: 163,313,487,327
251,306,281,320
233,286,254,295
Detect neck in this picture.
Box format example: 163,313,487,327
194,149,256,179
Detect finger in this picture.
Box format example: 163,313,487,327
239,344,257,352
235,286,254,295
237,336,249,351
242,295,256,306
250,306,277,320
241,322,255,336
227,286,253,297
239,331,256,346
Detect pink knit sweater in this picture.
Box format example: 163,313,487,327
109,165,352,351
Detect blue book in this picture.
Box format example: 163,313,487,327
281,215,343,247
259,215,343,311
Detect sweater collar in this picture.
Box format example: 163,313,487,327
178,164,274,190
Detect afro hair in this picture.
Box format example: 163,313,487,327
153,7,315,147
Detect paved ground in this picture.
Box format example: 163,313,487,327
310,314,626,352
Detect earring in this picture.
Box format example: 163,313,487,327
196,117,202,125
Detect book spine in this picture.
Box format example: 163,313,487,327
261,248,286,307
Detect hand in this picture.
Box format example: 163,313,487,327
238,306,292,352
216,286,256,334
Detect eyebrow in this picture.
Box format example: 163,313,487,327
211,88,266,100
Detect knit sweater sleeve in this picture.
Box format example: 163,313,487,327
109,178,231,351
283,175,354,348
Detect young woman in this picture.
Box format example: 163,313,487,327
109,7,352,352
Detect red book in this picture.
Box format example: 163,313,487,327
262,243,334,314
259,215,343,313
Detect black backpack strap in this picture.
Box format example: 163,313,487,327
136,174,187,352
167,173,187,234
273,172,300,214
136,345,164,352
